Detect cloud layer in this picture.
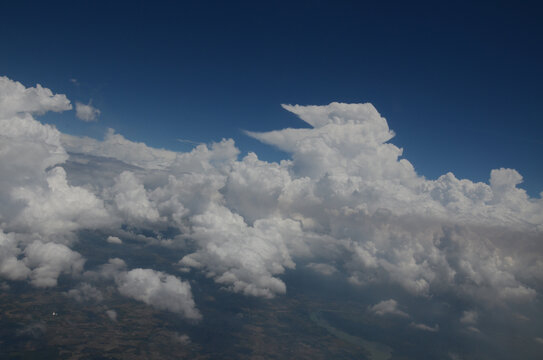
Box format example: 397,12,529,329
0,76,542,327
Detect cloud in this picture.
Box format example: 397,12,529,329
241,103,542,304
0,230,31,281
0,76,71,118
106,309,117,322
107,236,122,244
0,88,67,282
1,74,542,339
110,171,161,223
0,76,109,240
0,77,197,326
24,241,85,287
410,322,439,332
306,262,338,276
60,152,143,192
172,333,191,345
460,310,478,325
66,282,104,302
11,166,110,236
466,326,480,334
75,101,100,122
177,138,203,145
116,268,201,320
61,129,178,170
93,257,127,280
0,78,70,213
84,258,201,320
0,76,115,294
368,299,409,317
179,203,309,298
54,100,542,309
247,103,543,227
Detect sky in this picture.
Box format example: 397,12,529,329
1,1,543,359
1,0,542,195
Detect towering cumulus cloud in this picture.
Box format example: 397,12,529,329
241,103,543,303
1,76,542,324
0,76,109,240
0,76,199,319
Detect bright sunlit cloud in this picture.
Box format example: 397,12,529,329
0,75,542,332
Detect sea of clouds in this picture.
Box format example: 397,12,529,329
1,76,542,330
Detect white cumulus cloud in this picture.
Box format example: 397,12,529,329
55,101,543,309
0,76,111,290
107,236,122,244
2,74,542,334
24,241,85,288
116,268,201,320
0,76,71,118
75,101,100,122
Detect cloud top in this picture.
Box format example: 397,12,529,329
0,76,71,118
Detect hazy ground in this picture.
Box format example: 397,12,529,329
2,230,540,360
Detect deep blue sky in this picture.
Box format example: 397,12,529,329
1,0,542,195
